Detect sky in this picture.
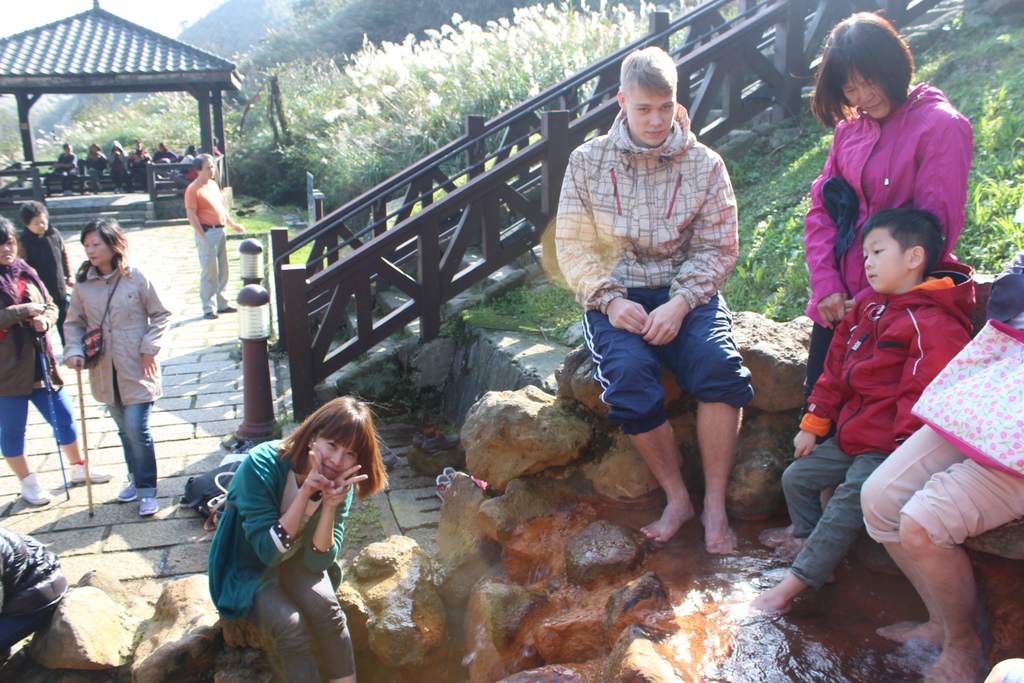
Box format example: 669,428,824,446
3,0,229,39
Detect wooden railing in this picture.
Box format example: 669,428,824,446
273,0,947,416
0,165,44,204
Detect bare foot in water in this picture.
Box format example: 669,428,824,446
640,499,695,543
749,572,807,615
758,526,806,560
703,511,738,555
876,620,943,645
923,643,987,683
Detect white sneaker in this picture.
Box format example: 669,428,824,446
20,474,53,506
70,463,113,484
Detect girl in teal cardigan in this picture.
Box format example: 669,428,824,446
209,397,388,683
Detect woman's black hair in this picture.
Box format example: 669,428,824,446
0,216,16,245
811,12,914,128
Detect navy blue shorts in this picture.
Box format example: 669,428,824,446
583,289,753,435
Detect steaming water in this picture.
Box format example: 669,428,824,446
471,504,940,682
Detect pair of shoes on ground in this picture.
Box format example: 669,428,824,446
19,463,116,505
70,462,113,484
117,483,160,516
204,306,237,320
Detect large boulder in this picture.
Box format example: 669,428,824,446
731,312,811,412
532,609,607,665
436,473,502,609
599,625,696,683
726,409,798,520
30,587,132,670
966,518,1024,560
130,575,222,683
605,572,673,643
564,521,645,586
581,431,676,504
478,477,560,544
345,536,447,668
463,385,593,491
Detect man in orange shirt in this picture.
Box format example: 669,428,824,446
185,155,244,319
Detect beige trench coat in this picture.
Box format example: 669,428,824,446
63,266,170,405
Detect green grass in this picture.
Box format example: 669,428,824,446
461,284,580,337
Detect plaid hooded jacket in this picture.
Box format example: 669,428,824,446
555,106,738,313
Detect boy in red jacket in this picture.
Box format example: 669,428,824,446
751,207,975,614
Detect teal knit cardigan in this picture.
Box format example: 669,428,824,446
207,440,352,619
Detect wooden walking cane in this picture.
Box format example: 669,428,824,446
76,368,94,517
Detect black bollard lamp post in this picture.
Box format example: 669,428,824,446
235,284,277,442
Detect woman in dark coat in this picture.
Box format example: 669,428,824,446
0,527,67,658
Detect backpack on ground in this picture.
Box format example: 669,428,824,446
180,461,240,531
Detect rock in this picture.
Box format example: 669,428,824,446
605,573,673,642
582,431,675,504
131,575,222,683
437,473,502,610
30,587,131,670
347,536,446,668
533,609,607,664
732,312,811,412
471,580,548,654
334,581,371,654
213,647,276,683
726,409,798,520
716,130,760,159
75,570,126,606
219,618,273,652
973,552,1024,664
410,337,455,389
555,346,607,419
407,429,466,476
564,521,645,586
478,477,560,544
966,518,1024,560
563,320,584,347
599,625,695,682
463,385,593,491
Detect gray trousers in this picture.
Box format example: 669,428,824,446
195,227,229,314
783,439,887,589
249,554,355,682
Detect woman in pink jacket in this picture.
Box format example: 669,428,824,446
802,12,973,397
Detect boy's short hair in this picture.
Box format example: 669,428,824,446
18,201,48,227
861,208,944,274
621,47,677,96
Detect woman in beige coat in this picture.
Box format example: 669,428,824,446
64,219,170,516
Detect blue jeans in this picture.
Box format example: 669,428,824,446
0,605,58,651
0,388,78,458
107,398,157,498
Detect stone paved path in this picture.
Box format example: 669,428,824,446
0,220,442,602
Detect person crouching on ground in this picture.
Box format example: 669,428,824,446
751,208,975,614
208,397,388,683
555,46,753,552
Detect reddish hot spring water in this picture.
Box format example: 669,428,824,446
467,502,941,682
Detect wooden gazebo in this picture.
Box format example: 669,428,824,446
0,0,241,165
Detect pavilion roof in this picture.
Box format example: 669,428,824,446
0,6,240,93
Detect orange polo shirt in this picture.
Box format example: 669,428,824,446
184,178,227,226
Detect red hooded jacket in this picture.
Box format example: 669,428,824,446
804,261,975,456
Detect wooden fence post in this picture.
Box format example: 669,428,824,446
466,115,486,179
418,217,441,341
270,227,290,348
282,264,316,418
647,11,671,51
541,110,570,282
773,0,806,123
